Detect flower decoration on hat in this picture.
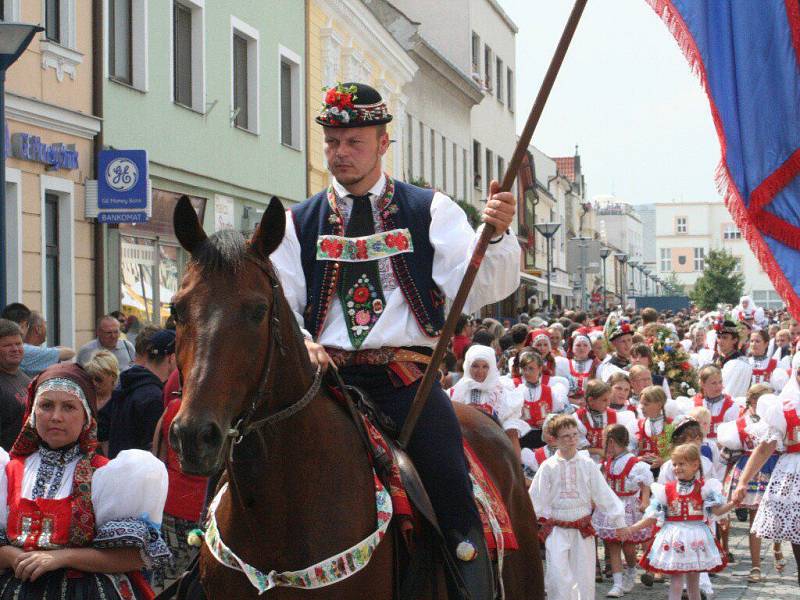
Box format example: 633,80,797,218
318,82,359,126
316,81,393,128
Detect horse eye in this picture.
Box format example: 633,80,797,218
170,303,186,325
250,304,269,323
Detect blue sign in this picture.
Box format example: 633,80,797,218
98,212,149,224
98,150,148,210
4,121,79,171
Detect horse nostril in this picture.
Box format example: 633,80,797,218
169,420,182,453
200,422,223,449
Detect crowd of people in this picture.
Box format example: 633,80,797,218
0,303,198,598
439,297,800,600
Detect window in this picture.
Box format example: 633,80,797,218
45,0,61,43
485,149,494,193
233,35,249,128
675,216,687,234
419,122,425,182
452,142,458,198
484,45,493,93
471,32,481,77
507,67,514,112
693,247,705,271
496,57,504,103
172,0,204,112
441,135,447,192
498,155,505,182
109,0,132,84
473,139,482,190
752,290,783,310
280,50,301,145
406,114,414,179
660,248,671,272
723,223,742,239
463,148,468,200
44,194,60,345
230,17,261,134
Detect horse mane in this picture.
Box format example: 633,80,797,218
189,229,248,273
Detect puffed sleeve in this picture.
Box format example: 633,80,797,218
644,483,667,526
499,388,528,434
702,479,728,519
628,460,654,487
751,396,789,447
715,420,742,451
0,448,9,539
91,450,171,569
615,410,638,441
270,210,312,338
551,384,569,414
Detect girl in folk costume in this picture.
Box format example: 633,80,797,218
0,363,170,600
636,385,672,474
748,329,788,393
691,365,739,441
591,329,609,364
625,444,736,600
734,368,800,585
593,424,654,598
608,372,635,412
630,343,672,400
515,351,569,450
449,344,526,437
525,329,570,388
718,384,783,582
530,415,628,600
686,406,726,484
686,324,715,370
556,329,599,405
576,380,636,463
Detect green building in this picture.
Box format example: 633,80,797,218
100,0,306,323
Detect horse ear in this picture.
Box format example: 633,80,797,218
251,196,285,258
174,195,207,254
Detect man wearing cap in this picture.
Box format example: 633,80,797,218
272,82,519,595
713,319,753,397
98,328,177,459
597,320,634,382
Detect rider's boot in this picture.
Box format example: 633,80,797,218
449,526,495,600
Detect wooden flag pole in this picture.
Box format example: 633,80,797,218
398,0,589,449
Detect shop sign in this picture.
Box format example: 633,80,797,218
97,149,149,223
4,122,79,171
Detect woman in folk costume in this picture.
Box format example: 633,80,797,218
524,329,571,391
555,328,599,405
733,295,766,330
734,367,800,584
449,344,526,437
717,384,783,583
593,424,654,598
0,363,170,599
625,444,736,600
748,329,788,393
514,350,569,450
685,324,715,370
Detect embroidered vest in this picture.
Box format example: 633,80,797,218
522,385,553,429
5,454,108,551
693,394,734,439
603,456,639,497
784,406,800,453
637,417,671,456
751,358,777,385
569,359,596,396
577,408,617,449
735,417,756,454
291,180,445,340
665,480,705,522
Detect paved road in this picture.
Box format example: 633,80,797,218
591,519,797,599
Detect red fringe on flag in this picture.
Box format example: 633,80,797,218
645,0,800,319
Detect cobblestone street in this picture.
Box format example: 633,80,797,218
591,520,798,599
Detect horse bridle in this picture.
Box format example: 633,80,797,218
223,252,322,464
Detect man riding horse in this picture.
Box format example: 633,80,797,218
271,82,520,597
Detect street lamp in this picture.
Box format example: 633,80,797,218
614,252,628,307
599,246,611,311
642,268,651,296
629,261,639,296
0,23,43,307
535,222,560,316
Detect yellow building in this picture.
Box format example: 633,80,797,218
4,2,101,347
306,0,417,195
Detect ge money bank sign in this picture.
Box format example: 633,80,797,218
97,150,149,224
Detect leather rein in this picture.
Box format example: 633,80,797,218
223,253,322,467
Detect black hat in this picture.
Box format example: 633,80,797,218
316,82,393,128
149,329,176,357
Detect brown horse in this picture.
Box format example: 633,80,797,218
169,195,544,599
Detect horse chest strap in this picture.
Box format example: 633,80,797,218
204,474,393,592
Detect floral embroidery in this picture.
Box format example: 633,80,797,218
203,475,392,593
316,229,413,262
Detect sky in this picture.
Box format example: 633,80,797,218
499,0,721,205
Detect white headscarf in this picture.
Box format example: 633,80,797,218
450,344,502,401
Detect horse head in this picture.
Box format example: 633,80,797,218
168,195,288,476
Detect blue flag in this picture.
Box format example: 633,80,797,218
647,0,800,317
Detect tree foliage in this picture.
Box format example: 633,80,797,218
689,249,745,309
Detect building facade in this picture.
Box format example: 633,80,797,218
594,196,644,304
3,0,102,347
306,0,416,194
101,0,307,324
655,200,783,308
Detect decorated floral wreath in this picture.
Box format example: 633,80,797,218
319,83,359,126
650,326,699,399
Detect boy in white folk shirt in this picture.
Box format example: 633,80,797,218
530,414,629,600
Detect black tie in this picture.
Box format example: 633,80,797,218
336,194,386,349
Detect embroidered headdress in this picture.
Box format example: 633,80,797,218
316,82,393,128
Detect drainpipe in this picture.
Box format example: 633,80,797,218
92,0,106,320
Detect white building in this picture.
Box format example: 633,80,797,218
637,203,657,272
594,195,644,299
655,200,784,309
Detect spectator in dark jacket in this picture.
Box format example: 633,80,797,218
99,328,176,458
